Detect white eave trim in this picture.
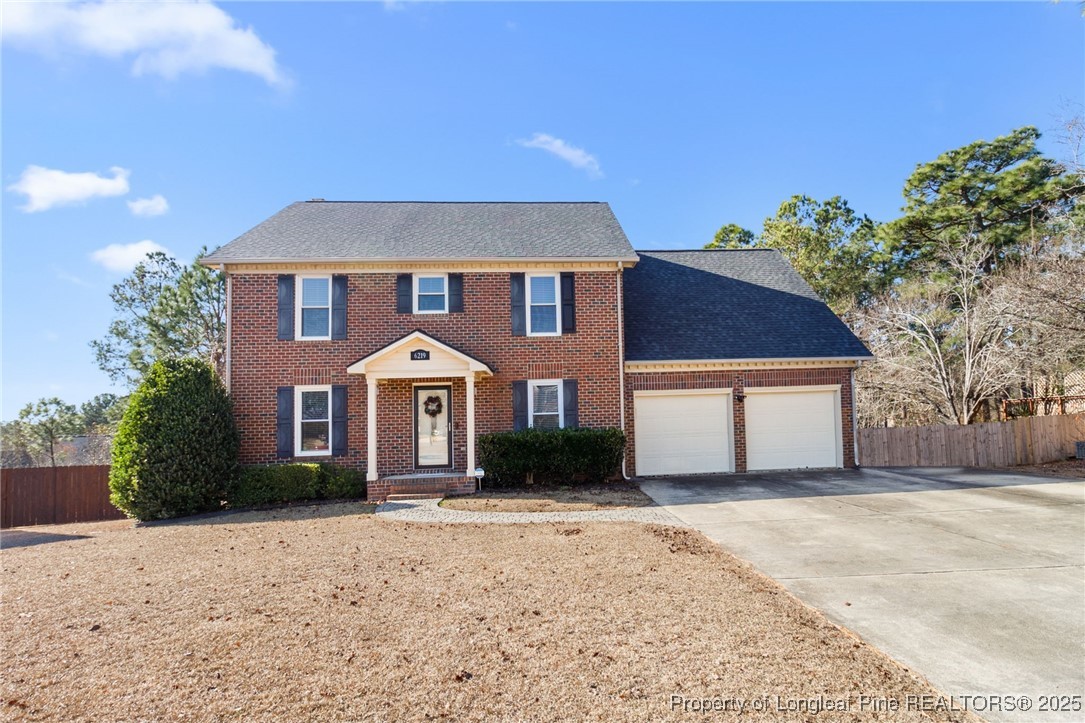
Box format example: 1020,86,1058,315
625,357,871,372
201,255,640,267
346,330,493,376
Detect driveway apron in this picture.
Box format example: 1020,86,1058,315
640,467,1085,723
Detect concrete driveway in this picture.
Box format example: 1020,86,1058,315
640,467,1085,722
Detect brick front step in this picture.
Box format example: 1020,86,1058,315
385,493,444,501
368,474,476,503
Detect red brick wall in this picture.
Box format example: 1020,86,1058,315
624,367,856,475
229,271,623,475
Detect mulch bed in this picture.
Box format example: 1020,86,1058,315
441,483,654,512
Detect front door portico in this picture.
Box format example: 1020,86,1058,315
346,330,493,483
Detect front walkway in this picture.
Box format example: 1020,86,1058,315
375,497,686,525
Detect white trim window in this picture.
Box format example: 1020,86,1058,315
296,385,332,456
296,275,331,339
413,273,447,314
526,273,561,336
528,379,563,429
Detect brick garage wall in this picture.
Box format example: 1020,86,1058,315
624,367,856,475
229,271,622,474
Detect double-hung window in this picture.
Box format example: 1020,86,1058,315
414,274,447,313
296,386,332,456
528,380,563,429
297,276,331,339
527,273,560,336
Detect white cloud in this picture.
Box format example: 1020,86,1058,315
2,1,286,87
517,133,603,179
90,240,171,273
7,165,130,212
127,194,169,217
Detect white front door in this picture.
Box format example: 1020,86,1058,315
744,388,842,471
415,386,452,468
634,391,733,476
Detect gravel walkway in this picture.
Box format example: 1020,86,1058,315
375,497,687,525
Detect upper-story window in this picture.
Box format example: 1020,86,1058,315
527,273,561,336
296,275,331,340
414,274,447,314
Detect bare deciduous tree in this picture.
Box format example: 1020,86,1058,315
857,236,1026,426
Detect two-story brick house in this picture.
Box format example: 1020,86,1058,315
203,201,871,501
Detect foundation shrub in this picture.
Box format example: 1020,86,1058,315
477,427,625,487
228,463,367,507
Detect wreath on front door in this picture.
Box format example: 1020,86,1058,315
423,395,443,418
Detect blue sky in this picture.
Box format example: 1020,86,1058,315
2,1,1082,419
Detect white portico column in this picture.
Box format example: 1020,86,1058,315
465,374,476,478
366,377,378,482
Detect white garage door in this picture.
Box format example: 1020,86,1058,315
634,391,733,476
745,388,841,471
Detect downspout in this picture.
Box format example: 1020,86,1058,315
851,362,861,466
617,262,630,480
222,265,232,393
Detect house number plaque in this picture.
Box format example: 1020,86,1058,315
410,349,430,361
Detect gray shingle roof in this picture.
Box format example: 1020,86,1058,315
202,201,638,263
624,250,872,361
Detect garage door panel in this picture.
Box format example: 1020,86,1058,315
635,393,733,476
745,390,840,471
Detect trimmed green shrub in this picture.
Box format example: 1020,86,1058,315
320,464,367,500
228,464,323,507
227,463,367,508
477,427,625,487
110,358,239,521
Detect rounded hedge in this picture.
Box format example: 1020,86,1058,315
109,358,239,520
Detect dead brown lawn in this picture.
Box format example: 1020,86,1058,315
1014,458,1085,479
2,504,974,722
441,483,653,512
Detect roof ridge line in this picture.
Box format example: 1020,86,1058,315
636,248,778,252
298,200,608,205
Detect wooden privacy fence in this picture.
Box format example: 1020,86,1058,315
1,465,125,528
858,413,1085,468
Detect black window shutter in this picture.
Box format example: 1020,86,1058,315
331,385,348,457
560,272,576,333
512,380,528,431
563,379,579,429
277,275,295,340
448,273,464,313
510,273,526,336
276,387,294,458
396,274,413,313
331,275,348,340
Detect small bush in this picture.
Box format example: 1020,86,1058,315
477,427,625,487
227,463,366,508
229,464,323,507
321,464,367,500
110,358,239,521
